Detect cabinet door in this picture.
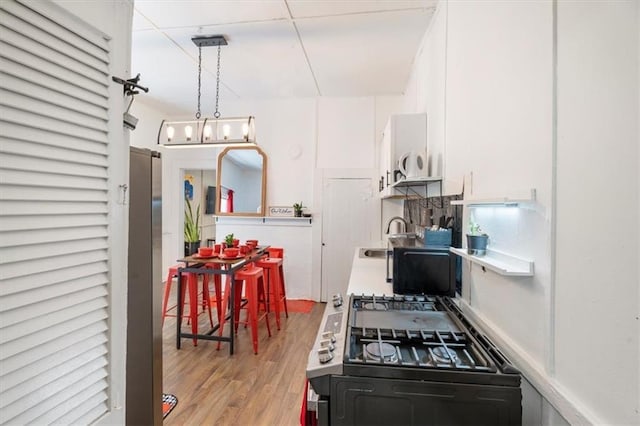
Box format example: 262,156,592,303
380,113,427,198
379,121,392,197
393,113,428,158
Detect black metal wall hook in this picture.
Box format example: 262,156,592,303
112,73,149,96
112,74,148,130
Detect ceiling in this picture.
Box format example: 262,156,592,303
131,0,438,116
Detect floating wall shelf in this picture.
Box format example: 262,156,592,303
391,176,444,188
214,216,312,225
450,189,536,207
450,247,534,277
389,176,444,206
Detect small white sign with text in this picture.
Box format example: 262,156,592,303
269,206,294,217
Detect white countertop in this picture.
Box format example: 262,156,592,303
346,247,394,296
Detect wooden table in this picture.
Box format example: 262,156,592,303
176,246,269,354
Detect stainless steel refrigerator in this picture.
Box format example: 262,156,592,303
126,147,162,425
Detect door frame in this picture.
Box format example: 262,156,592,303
162,153,220,277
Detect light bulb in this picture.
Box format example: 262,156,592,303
242,123,249,140
166,125,175,141
223,124,230,140
203,125,212,141
185,125,193,141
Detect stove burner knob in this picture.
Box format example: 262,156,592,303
320,339,335,352
321,331,336,343
332,294,343,307
318,347,334,364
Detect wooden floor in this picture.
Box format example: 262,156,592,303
161,293,324,425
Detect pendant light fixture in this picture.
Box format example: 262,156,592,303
157,35,256,148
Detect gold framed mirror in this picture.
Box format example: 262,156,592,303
215,146,267,216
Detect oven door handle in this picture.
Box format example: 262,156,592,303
307,381,318,412
304,381,330,426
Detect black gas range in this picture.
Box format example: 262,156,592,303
306,294,522,425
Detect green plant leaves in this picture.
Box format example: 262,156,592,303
184,198,201,243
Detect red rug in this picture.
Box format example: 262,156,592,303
287,299,316,314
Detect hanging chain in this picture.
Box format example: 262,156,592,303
196,45,202,119
214,44,221,119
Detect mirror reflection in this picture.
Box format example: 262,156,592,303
215,146,267,216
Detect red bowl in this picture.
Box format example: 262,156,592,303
224,248,240,257
246,239,259,246
232,239,240,247
198,247,213,256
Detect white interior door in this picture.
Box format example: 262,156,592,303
321,178,379,301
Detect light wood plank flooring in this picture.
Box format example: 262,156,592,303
162,292,324,425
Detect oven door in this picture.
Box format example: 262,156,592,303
330,375,521,426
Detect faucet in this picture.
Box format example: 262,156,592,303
385,216,408,234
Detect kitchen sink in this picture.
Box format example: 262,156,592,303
388,233,419,248
358,248,389,259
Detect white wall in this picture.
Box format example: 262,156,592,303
446,0,553,369
129,100,165,150
215,219,313,300
555,1,639,423
403,1,639,424
317,97,375,169
133,96,400,300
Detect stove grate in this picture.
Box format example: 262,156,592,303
348,326,497,372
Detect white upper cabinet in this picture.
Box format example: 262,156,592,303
378,112,427,198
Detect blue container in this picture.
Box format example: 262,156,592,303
424,228,452,247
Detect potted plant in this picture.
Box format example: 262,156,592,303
224,233,235,248
184,197,201,256
466,220,489,256
293,202,304,217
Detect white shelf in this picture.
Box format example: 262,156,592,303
391,176,443,188
451,189,536,206
450,247,534,277
214,216,312,226
381,194,422,200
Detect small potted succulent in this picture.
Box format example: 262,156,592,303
466,220,489,256
223,233,240,257
293,202,304,217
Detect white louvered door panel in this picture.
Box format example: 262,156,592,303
0,0,113,424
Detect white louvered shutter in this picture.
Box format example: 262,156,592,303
0,0,114,424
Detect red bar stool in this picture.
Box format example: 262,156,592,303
256,247,289,329
217,265,271,354
162,263,185,327
162,264,215,346
204,263,223,324
267,247,288,320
